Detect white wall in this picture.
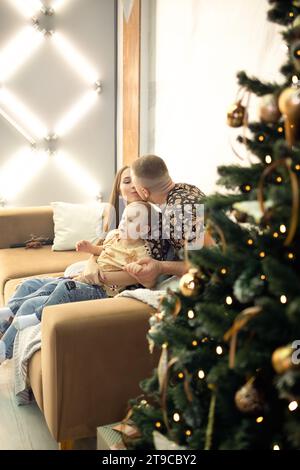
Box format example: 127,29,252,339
0,0,116,207
140,0,286,195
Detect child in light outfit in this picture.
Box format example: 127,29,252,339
0,201,153,363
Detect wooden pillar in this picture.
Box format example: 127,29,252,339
123,0,141,166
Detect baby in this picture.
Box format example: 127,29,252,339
73,200,153,293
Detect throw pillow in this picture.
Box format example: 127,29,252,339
51,201,105,251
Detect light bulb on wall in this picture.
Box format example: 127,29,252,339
0,88,47,139
52,32,99,84
54,90,98,136
0,26,44,82
53,152,101,198
8,0,42,18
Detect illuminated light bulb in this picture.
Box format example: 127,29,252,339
259,251,266,258
198,370,205,379
292,75,299,84
162,343,168,349
54,91,98,136
187,310,195,319
53,152,101,198
8,0,42,18
256,416,264,423
258,135,265,142
0,26,44,82
273,232,279,238
226,296,233,305
260,274,266,281
265,155,272,164
220,267,227,275
288,401,298,411
280,295,287,304
289,11,294,18
52,31,99,84
277,126,283,133
192,340,198,347
247,238,254,246
244,184,252,192
155,421,162,429
140,400,147,405
173,413,180,422
295,164,300,171
276,176,283,184
288,252,294,260
0,88,47,139
178,372,184,379
279,224,287,234
185,430,192,437
216,346,223,355
273,444,280,450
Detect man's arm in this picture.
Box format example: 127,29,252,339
124,231,215,287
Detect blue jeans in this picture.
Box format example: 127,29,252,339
1,278,107,359
0,277,60,335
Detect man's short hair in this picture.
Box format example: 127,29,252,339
132,155,171,191
132,155,169,180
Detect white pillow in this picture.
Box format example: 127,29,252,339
51,201,105,251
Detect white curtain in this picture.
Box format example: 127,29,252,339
141,0,287,194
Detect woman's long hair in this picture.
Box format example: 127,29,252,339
97,165,129,244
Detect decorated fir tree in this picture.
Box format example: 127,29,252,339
127,0,300,450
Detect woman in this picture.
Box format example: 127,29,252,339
0,166,142,361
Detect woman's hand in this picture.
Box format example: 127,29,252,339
76,240,95,254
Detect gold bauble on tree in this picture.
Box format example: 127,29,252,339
179,268,205,297
259,94,281,123
235,379,265,415
272,345,299,374
278,86,300,147
227,101,246,127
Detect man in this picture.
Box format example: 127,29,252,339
124,155,214,287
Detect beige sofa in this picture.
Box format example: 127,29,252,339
0,206,156,448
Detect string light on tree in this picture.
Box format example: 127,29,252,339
280,224,287,234
178,372,184,380
257,134,265,142
292,75,299,84
288,401,298,412
226,296,233,305
287,252,295,260
173,413,181,422
185,430,192,437
241,184,252,193
273,232,279,238
273,444,280,450
247,238,254,246
216,346,223,355
187,310,195,319
260,274,267,281
280,295,288,304
155,421,162,429
192,340,198,347
256,416,264,424
198,370,205,379
275,175,283,184
265,155,272,164
259,251,266,258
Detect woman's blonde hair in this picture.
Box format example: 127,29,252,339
97,165,130,244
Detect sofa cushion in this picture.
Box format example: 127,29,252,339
0,246,89,306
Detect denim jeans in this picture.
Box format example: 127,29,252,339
2,278,107,360
0,277,60,335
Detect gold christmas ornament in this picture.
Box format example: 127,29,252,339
227,101,246,127
259,94,281,123
272,345,299,374
159,291,182,317
179,268,205,297
278,87,300,147
235,379,265,415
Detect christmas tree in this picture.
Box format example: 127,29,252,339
127,0,300,450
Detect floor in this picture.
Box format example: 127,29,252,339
0,360,96,450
